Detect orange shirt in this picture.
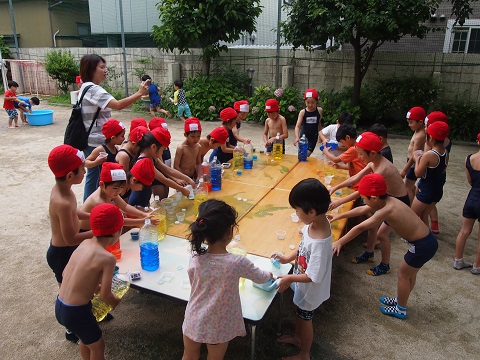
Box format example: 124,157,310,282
339,146,367,189
3,90,15,110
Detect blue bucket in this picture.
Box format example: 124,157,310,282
25,110,54,126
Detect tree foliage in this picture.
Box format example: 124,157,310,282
152,0,262,74
0,35,12,60
45,50,79,94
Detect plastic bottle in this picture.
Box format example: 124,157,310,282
232,143,244,171
194,179,209,217
139,218,160,271
91,275,130,322
201,160,212,192
210,156,222,191
273,133,283,160
227,235,248,287
150,196,167,241
298,134,308,162
243,143,254,169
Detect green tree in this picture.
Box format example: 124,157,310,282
45,50,79,94
0,35,12,60
152,0,262,75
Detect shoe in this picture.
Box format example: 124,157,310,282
380,296,397,306
471,267,480,275
430,221,439,234
380,305,406,319
65,331,79,344
352,251,374,264
453,258,473,270
366,263,390,276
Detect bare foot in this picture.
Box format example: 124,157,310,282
282,354,310,360
15,125,20,128
277,335,301,348
8,126,15,129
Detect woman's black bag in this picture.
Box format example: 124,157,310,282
64,85,101,151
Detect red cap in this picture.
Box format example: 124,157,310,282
477,133,480,143
130,118,148,131
48,144,85,177
129,126,149,143
151,127,171,147
427,121,449,141
75,75,82,85
358,173,388,197
90,203,124,237
356,132,383,152
406,107,426,121
234,100,250,113
425,111,448,127
102,119,125,139
209,127,229,144
149,117,168,131
304,88,318,100
100,162,126,183
184,117,202,132
131,158,155,186
220,107,238,122
265,98,279,113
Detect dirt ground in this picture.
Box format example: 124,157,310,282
0,99,478,360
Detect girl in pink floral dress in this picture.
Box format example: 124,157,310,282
182,199,271,359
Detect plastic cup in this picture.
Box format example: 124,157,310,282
324,175,333,185
276,230,286,240
130,230,139,241
176,212,185,222
236,169,243,175
175,190,183,202
111,249,122,261
298,225,304,234
335,189,343,197
161,198,174,207
99,151,108,158
290,213,299,223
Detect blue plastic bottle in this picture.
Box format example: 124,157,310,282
298,134,308,162
210,156,222,191
139,218,159,271
243,143,254,169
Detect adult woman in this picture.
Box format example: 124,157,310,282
79,54,149,201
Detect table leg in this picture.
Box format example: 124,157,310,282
277,292,283,335
250,324,256,360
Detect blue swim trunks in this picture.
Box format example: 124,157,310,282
404,231,438,268
5,109,18,120
177,104,192,118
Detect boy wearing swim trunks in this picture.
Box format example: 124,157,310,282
56,204,124,358
332,174,438,319
174,118,202,179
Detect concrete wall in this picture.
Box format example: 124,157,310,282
12,47,480,104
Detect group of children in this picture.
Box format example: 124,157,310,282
3,80,40,127
43,80,480,360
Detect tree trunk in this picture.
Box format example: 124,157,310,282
201,58,211,75
352,44,362,107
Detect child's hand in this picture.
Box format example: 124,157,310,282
271,252,287,264
327,214,339,223
293,137,299,146
276,275,292,293
173,178,188,187
331,162,339,168
328,186,337,196
180,186,190,197
399,169,406,178
243,138,251,144
149,215,160,226
329,200,342,211
332,241,343,256
96,154,108,165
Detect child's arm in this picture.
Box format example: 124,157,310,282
414,151,435,178
58,204,93,245
263,120,271,145
318,130,328,145
115,151,131,173
220,142,234,153
323,147,343,163
280,117,288,140
332,211,385,256
272,250,297,264
99,258,121,308
173,90,178,105
329,163,373,195
329,191,360,210
173,147,184,173
157,159,195,187
85,146,107,168
113,196,148,218
328,204,373,223
317,107,324,131
232,126,251,144
76,209,90,221
277,273,311,293
465,156,473,186
293,109,305,146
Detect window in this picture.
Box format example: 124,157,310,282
444,19,480,53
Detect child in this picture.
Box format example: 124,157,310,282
56,203,124,359
182,199,271,359
400,107,426,204
453,132,480,274
14,95,40,124
130,117,148,132
263,98,288,153
411,121,449,226
273,178,332,359
149,117,172,167
233,100,251,144
368,123,393,163
141,74,171,118
85,119,126,168
332,174,438,319
117,125,149,175
329,132,409,276
174,117,202,179
209,107,239,163
198,126,229,161
173,79,191,122
318,112,353,153
3,80,27,128
294,88,323,157
46,144,93,343
80,162,153,230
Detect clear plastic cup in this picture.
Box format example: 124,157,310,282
335,188,343,196
276,230,286,240
290,213,299,222
176,212,185,222
324,175,333,185
99,151,108,158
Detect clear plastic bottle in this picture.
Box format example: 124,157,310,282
298,134,308,162
91,275,130,322
194,178,209,217
150,196,167,241
273,132,283,160
232,143,244,171
243,143,254,169
139,218,159,271
227,235,248,287
201,160,212,192
210,156,222,191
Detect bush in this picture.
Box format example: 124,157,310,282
247,86,303,126
319,88,361,126
45,50,79,94
436,100,480,141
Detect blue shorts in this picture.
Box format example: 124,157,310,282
416,181,443,204
5,109,18,120
301,133,318,153
404,231,438,268
295,306,314,321
405,158,417,181
129,185,152,208
177,104,192,118
55,297,102,345
462,194,480,221
46,242,78,283
150,102,161,109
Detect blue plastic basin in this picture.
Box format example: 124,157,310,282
25,110,54,126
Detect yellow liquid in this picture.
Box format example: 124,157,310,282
194,193,209,217
91,278,130,322
233,152,244,171
273,143,283,160
152,213,167,241
228,247,247,287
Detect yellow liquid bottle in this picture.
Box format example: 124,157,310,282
233,144,244,171
91,276,130,322
194,179,209,217
153,212,167,241
273,133,283,160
